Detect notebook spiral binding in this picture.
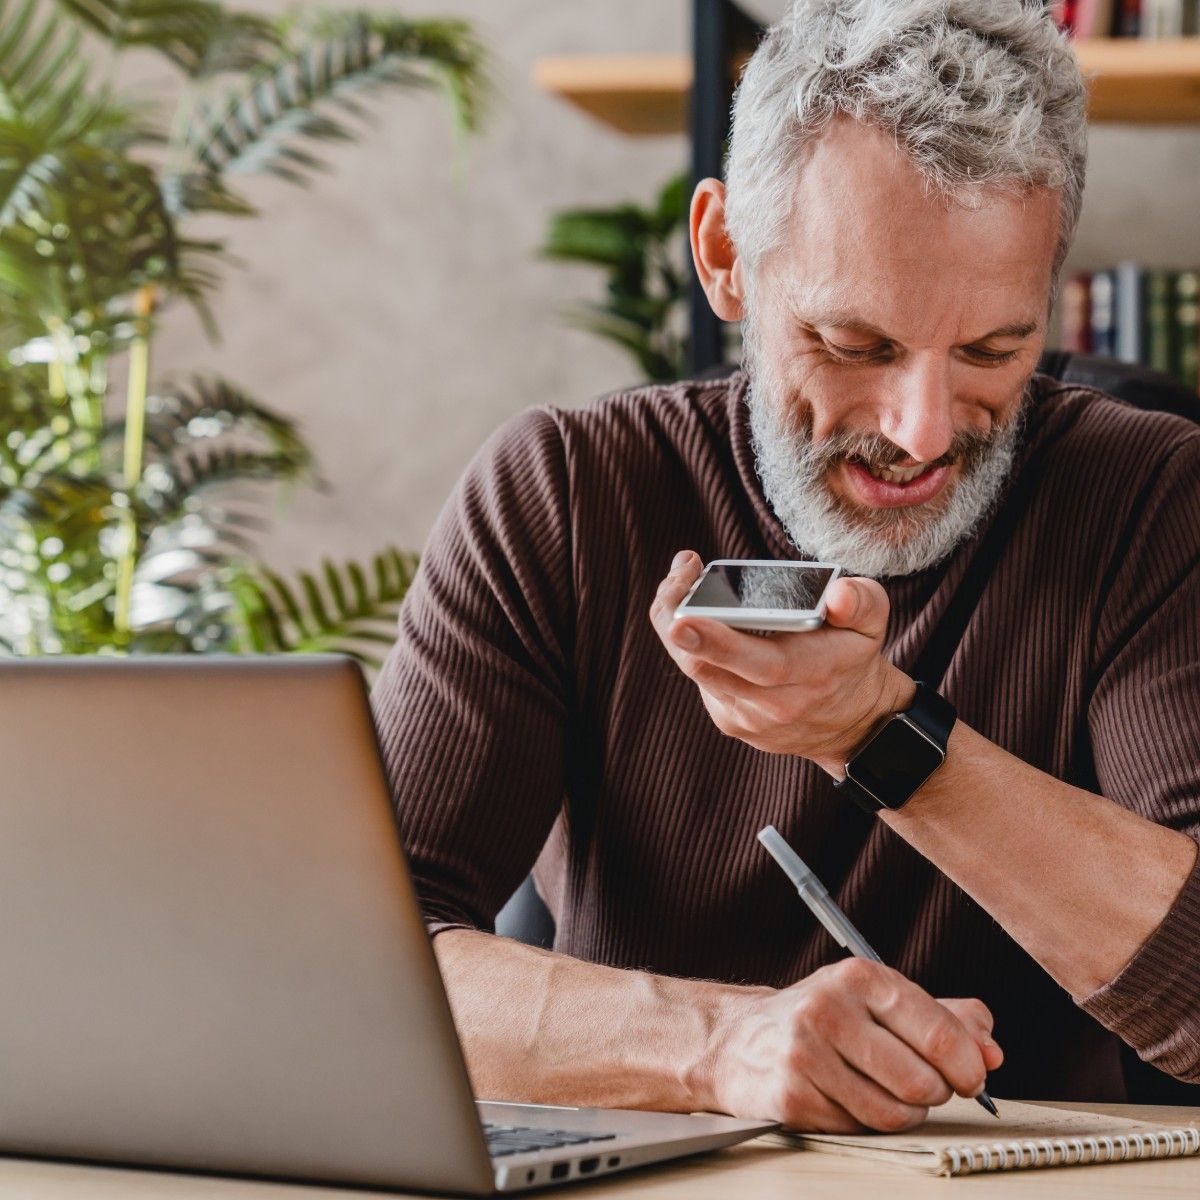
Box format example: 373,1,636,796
943,1127,1200,1176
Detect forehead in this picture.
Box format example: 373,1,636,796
758,117,1059,337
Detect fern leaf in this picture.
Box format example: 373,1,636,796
177,14,487,195
137,444,313,528
0,0,94,132
226,548,416,667
52,0,278,77
135,377,315,473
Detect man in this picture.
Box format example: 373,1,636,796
372,0,1200,1132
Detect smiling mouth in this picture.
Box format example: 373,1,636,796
841,458,955,509
855,459,937,484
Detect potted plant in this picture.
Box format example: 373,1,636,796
0,0,487,666
541,172,690,383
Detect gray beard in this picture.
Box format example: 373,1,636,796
745,368,1025,580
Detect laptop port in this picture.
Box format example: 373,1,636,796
607,1156,620,1168
579,1158,599,1174
550,1162,570,1181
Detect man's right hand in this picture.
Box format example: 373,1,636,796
701,957,1003,1132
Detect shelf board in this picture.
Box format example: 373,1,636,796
532,54,692,136
1077,38,1200,123
534,39,1200,134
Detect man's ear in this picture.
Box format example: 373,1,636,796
689,179,745,323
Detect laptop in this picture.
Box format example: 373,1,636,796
0,656,772,1193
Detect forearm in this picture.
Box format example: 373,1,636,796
882,716,1199,998
433,928,761,1112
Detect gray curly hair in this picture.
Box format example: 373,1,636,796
725,0,1088,295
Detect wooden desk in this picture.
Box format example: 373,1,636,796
0,1105,1196,1199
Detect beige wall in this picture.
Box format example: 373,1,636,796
151,1,1200,572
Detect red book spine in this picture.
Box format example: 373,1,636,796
1056,0,1081,32
1061,273,1093,354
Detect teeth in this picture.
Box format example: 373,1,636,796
864,461,931,484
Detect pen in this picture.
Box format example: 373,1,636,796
757,824,999,1119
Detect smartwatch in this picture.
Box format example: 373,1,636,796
834,681,957,814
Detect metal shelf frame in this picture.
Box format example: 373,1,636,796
688,0,763,374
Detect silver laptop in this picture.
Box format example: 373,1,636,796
0,656,772,1193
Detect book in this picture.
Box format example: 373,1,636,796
1060,272,1092,353
1144,269,1176,376
1089,268,1117,357
1075,0,1117,36
1175,269,1199,391
1116,0,1143,34
1050,0,1081,32
1114,261,1143,364
768,1095,1200,1177
1141,0,1185,36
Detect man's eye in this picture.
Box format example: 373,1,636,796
963,346,1020,365
825,341,888,363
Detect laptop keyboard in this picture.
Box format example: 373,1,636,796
483,1122,618,1158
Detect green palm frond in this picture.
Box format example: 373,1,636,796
0,367,80,491
543,173,691,383
180,13,489,190
136,444,313,529
122,376,318,531
52,0,278,77
137,376,313,468
0,469,114,526
159,167,255,219
0,476,120,646
296,12,490,137
563,307,682,385
0,0,89,121
226,547,415,667
0,140,224,341
0,418,100,490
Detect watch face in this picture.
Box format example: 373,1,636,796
846,717,944,807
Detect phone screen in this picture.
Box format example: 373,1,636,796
687,564,837,612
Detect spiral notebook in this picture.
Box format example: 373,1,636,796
769,1095,1200,1177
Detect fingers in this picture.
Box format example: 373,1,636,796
789,1010,933,1133
649,552,778,690
940,997,1005,1072
653,561,890,691
836,1019,954,1112
858,965,990,1100
717,963,994,1134
823,576,890,640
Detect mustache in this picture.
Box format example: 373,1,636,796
786,412,1006,475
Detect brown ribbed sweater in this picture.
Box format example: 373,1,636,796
371,370,1200,1102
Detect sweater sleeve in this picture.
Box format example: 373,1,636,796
370,407,574,936
1078,430,1200,1083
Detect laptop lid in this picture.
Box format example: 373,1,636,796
0,655,496,1194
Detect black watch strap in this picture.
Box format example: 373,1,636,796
834,681,957,815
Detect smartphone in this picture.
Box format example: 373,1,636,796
673,559,843,632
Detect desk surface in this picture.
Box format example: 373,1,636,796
1,1104,1197,1199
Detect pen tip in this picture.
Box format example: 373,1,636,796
977,1090,999,1118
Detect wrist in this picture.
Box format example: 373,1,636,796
682,983,772,1114
817,667,917,779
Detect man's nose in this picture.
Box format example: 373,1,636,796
879,357,955,464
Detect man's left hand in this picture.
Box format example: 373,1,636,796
649,551,916,776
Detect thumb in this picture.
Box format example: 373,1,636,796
823,577,889,640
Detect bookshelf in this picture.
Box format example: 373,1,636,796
534,39,1200,132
